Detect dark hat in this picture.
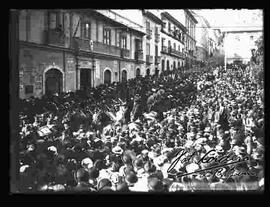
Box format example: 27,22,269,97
116,182,130,192
147,177,164,192
125,172,138,184
97,178,112,191
88,167,99,179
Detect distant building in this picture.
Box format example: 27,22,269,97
224,30,262,65
160,11,187,72
184,9,197,68
142,10,163,76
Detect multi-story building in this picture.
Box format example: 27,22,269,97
184,9,197,68
160,11,187,72
193,13,211,63
224,30,262,65
18,9,145,99
142,10,163,76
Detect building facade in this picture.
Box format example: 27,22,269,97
18,9,145,99
184,9,197,68
142,10,163,76
224,30,262,65
160,12,187,73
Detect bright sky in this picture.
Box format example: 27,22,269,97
192,9,263,32
112,9,263,32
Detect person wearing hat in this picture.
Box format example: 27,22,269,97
97,178,113,192
147,176,164,192
115,181,130,192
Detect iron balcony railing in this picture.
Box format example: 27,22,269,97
72,37,91,51
92,41,121,57
121,48,130,58
155,56,161,64
135,50,144,61
161,46,168,53
45,29,65,46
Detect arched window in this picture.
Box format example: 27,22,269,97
146,68,150,76
104,69,111,84
45,68,63,95
173,61,176,69
136,68,140,77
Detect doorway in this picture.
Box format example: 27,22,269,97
136,68,141,77
122,70,127,82
80,68,92,90
45,68,63,95
104,69,112,84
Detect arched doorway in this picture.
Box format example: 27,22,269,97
104,69,111,84
136,68,141,77
45,68,63,95
122,70,127,82
146,68,150,76
173,61,176,70
162,59,165,71
167,60,170,71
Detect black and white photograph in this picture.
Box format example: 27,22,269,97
9,9,264,193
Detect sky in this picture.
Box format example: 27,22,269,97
112,9,263,32
192,9,263,32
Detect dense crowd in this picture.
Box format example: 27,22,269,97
18,65,264,193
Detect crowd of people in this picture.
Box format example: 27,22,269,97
17,64,264,193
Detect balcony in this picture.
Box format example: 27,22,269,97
146,55,153,64
155,56,161,65
121,48,130,58
135,50,143,61
45,29,65,46
171,49,184,59
93,41,121,57
146,28,152,40
161,46,168,53
72,37,91,51
155,33,160,43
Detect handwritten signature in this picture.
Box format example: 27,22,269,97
167,149,257,180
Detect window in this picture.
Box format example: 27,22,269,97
121,35,127,49
146,21,150,33
103,28,111,45
173,43,176,50
135,39,142,51
83,22,91,39
146,43,150,55
168,40,171,48
161,38,165,47
168,22,171,32
49,12,57,29
178,45,180,51
155,26,158,34
48,11,63,31
162,21,166,30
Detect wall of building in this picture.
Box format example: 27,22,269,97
19,45,65,99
